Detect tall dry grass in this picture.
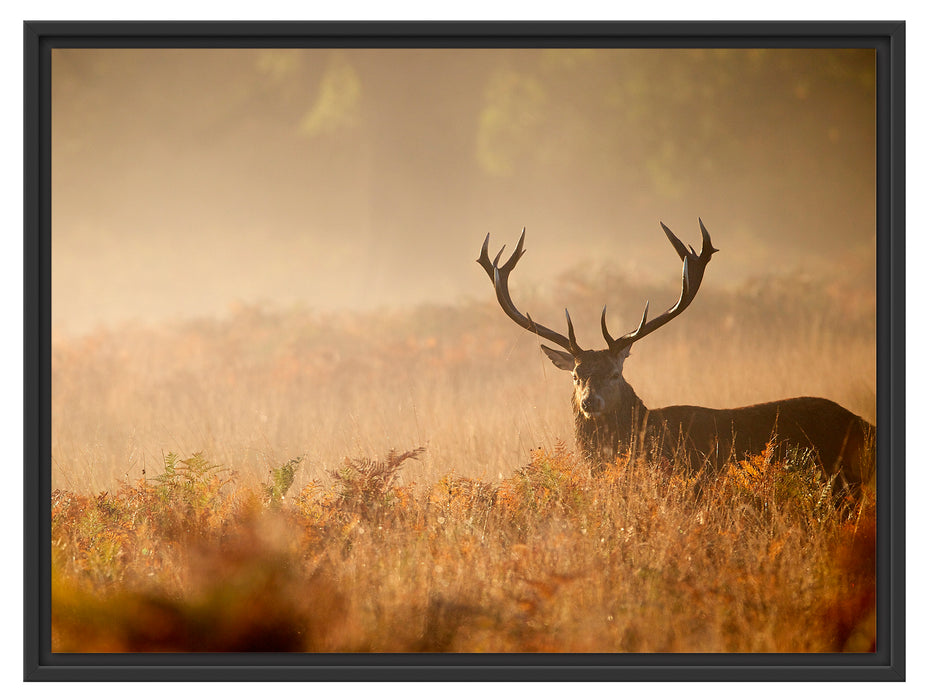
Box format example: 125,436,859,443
50,266,876,653
52,444,875,652
52,266,874,493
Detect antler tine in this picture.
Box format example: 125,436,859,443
674,257,690,308
605,221,717,352
479,229,581,355
478,233,496,276
698,218,720,256
602,302,649,347
479,232,490,258
661,222,691,261
498,227,527,274
635,301,650,334
565,309,582,354
477,229,528,279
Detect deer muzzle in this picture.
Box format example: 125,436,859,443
579,389,605,418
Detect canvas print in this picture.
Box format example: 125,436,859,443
50,48,876,653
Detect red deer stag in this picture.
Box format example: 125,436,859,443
478,221,874,487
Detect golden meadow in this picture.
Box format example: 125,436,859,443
51,265,876,653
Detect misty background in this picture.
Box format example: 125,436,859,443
51,48,876,337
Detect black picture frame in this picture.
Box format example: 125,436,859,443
24,20,905,682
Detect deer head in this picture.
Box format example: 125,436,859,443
477,221,718,420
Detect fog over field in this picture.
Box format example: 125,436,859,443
50,48,877,493
52,48,875,336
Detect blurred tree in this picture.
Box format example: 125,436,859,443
473,49,875,200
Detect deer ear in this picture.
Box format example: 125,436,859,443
540,345,576,371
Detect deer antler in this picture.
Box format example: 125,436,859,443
602,219,718,352
477,228,582,355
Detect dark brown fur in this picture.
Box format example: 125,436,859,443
564,350,874,485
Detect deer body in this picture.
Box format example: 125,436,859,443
577,392,871,483
479,221,874,486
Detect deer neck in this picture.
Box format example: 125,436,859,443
573,379,648,460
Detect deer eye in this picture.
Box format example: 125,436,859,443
572,374,580,384
611,371,621,380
